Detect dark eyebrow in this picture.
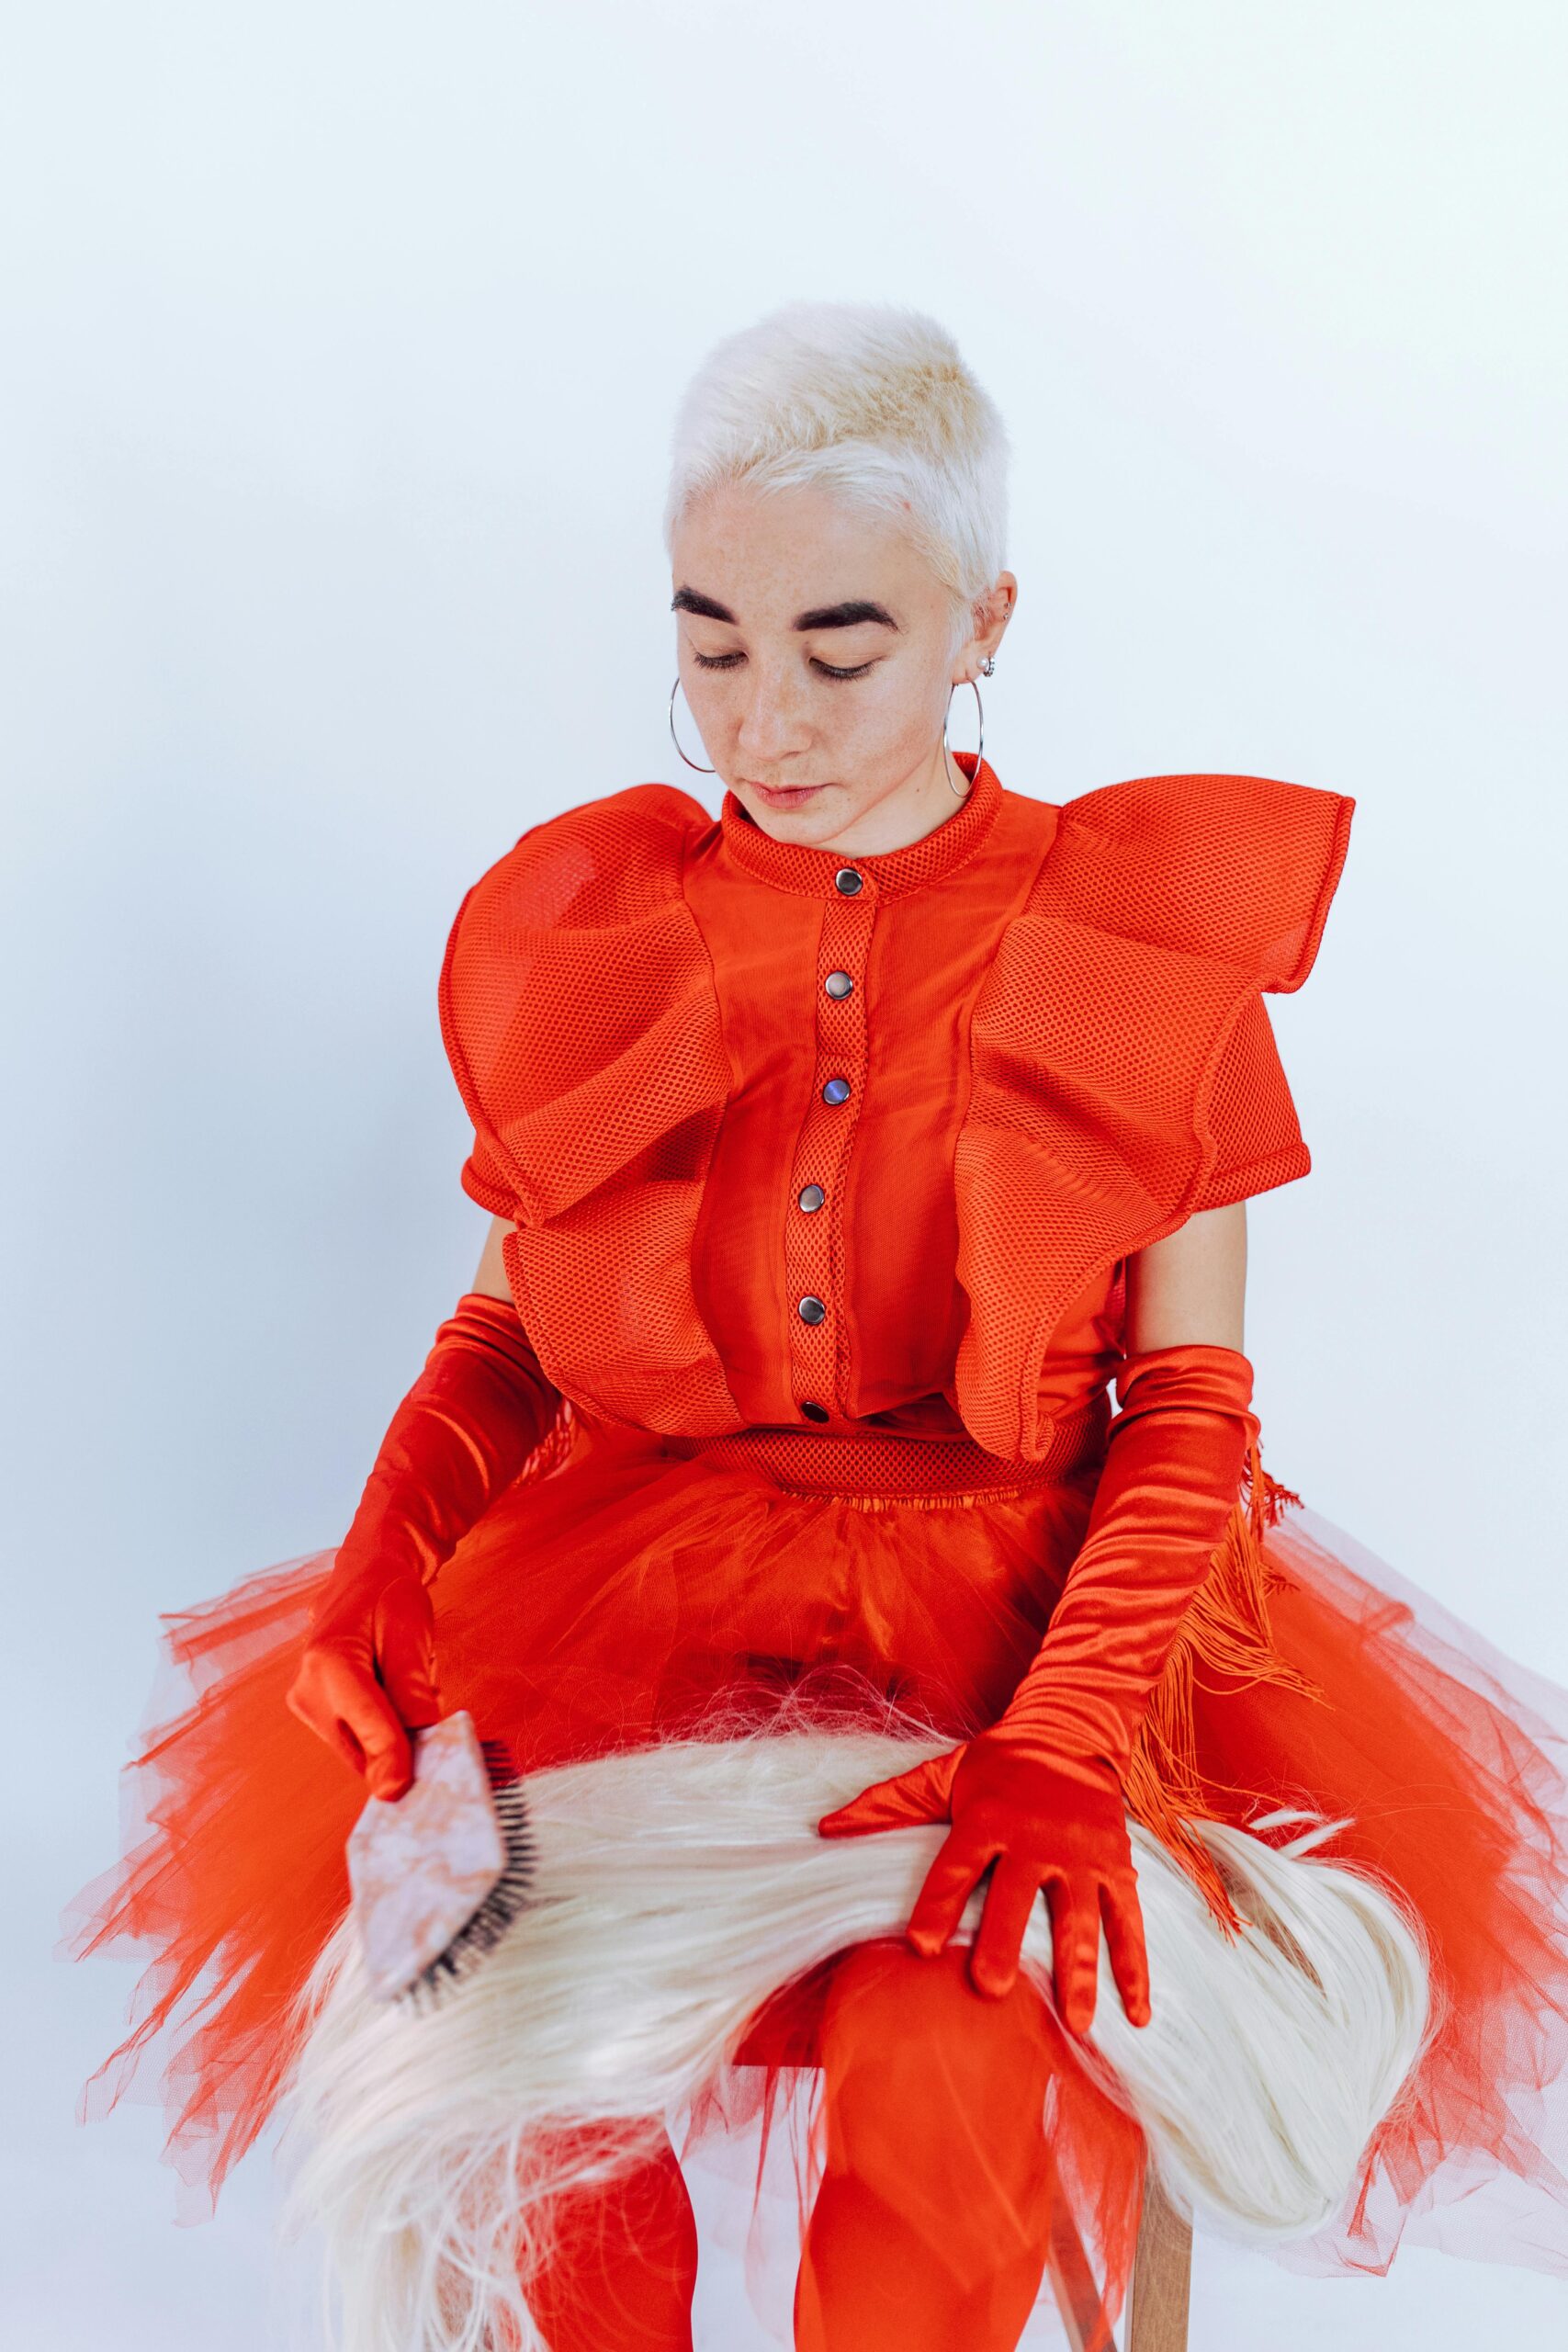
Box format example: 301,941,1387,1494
671,587,900,633
793,599,899,633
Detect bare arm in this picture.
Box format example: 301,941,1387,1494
1122,1202,1247,1355
471,1214,514,1303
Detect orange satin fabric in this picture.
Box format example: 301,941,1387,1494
285,1291,566,1797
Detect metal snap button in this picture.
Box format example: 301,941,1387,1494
797,1183,826,1213
834,868,863,896
797,1295,828,1325
823,971,853,1000
821,1077,852,1105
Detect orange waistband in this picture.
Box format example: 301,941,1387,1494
660,1395,1110,1503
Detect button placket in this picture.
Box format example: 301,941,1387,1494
784,874,875,1419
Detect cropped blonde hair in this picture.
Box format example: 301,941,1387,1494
662,301,1010,647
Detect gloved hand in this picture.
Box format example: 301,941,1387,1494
286,1291,560,1800
818,1343,1259,2033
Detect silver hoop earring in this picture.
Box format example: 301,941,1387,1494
942,677,985,797
669,675,716,775
980,655,996,677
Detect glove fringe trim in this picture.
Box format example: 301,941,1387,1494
1124,1444,1327,1936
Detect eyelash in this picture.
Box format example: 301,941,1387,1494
692,651,874,683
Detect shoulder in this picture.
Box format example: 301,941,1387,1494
1032,770,1354,992
447,783,713,944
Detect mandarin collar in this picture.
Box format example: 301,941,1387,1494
717,752,1002,899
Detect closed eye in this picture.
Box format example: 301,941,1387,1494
693,651,875,682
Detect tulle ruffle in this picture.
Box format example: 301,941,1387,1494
64,1414,1568,2339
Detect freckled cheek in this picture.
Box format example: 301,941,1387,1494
681,673,744,752
852,674,942,763
685,667,933,765
840,656,923,725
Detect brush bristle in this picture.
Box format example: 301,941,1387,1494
398,1769,536,2014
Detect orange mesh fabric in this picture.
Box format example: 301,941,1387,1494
954,770,1352,1456
663,1393,1110,1503
438,757,1349,1456
439,784,742,1434
1198,993,1310,1207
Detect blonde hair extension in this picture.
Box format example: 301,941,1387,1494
280,1713,1431,2352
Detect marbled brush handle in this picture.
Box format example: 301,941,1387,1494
346,1712,506,2002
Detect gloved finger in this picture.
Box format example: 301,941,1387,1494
817,1748,960,1837
355,1701,416,1803
327,1713,367,1778
377,1595,442,1731
299,1655,415,1801
1044,1871,1103,2037
1100,1879,1152,2028
905,1826,994,1959
967,1855,1044,2000
285,1649,352,1753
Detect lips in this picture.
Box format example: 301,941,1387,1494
749,780,829,805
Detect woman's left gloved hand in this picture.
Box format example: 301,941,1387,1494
818,1731,1145,2032
818,1342,1260,2033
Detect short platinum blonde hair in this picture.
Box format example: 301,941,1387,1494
662,300,1010,648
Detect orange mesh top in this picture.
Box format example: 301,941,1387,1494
438,753,1353,1463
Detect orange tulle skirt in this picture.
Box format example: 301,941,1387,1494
65,1408,1568,2342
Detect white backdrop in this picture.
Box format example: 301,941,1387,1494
5,5,1564,2346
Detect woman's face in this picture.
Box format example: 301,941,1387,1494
671,481,1015,855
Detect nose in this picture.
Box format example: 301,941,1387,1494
735,665,813,764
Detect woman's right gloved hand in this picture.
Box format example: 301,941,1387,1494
286,1291,561,1800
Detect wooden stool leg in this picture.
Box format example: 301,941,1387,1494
1044,2190,1116,2351
1126,2161,1192,2352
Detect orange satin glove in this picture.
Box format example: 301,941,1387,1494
818,1343,1260,2032
286,1291,560,1800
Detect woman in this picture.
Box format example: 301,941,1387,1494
71,303,1568,2351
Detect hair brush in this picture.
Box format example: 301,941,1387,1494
345,1711,535,2007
